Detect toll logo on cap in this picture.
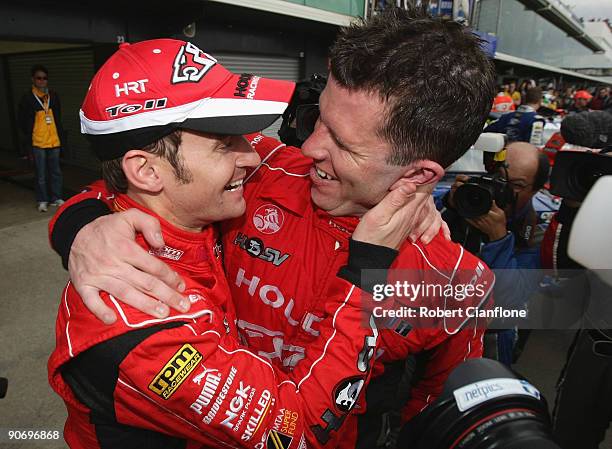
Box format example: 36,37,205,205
172,42,218,84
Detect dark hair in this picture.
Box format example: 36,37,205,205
329,6,495,168
525,87,543,105
102,130,191,193
533,152,550,191
31,64,48,77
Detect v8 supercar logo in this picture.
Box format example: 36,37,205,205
172,42,217,84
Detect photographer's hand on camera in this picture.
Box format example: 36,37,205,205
465,201,508,242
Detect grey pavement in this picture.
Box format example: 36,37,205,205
0,179,68,449
0,177,608,448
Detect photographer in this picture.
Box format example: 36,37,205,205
540,111,612,449
442,142,550,365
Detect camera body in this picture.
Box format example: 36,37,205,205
454,174,515,218
550,150,612,201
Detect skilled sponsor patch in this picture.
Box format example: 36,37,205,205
333,377,364,413
149,344,202,399
242,390,273,441
253,204,284,235
267,430,292,449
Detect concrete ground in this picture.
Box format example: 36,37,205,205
0,164,608,448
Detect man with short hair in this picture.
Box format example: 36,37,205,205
50,7,496,447
48,38,416,449
18,64,65,212
485,87,544,144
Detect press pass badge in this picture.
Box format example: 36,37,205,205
45,115,53,125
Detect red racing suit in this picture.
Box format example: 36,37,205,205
49,135,494,447
48,194,381,449
220,134,493,426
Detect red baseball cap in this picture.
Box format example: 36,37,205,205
574,90,593,100
80,39,295,160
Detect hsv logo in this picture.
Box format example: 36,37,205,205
233,233,290,266
253,204,284,235
172,42,217,84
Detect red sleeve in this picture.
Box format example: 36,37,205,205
400,326,485,422
112,282,379,449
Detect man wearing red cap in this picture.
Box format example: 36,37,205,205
49,7,496,449
48,38,421,449
568,90,593,113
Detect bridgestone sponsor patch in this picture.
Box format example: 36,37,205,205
149,344,202,399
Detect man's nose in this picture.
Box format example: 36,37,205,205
301,127,328,161
236,138,261,168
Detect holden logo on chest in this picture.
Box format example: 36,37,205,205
253,204,284,235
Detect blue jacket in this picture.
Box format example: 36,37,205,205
485,105,538,143
479,201,543,311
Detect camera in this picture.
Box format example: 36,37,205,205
278,74,326,147
549,150,612,201
453,174,515,218
398,358,560,449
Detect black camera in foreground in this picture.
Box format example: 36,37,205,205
550,150,612,201
399,358,559,449
453,175,515,218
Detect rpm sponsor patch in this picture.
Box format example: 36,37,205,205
149,344,202,399
267,430,293,449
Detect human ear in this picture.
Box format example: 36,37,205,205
399,160,445,186
121,150,163,193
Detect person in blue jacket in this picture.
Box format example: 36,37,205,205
485,87,543,144
441,141,550,365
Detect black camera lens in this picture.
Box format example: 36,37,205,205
398,359,559,449
454,183,494,218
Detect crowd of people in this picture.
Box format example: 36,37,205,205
36,5,612,449
492,81,611,115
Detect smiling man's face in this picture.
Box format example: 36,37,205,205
300,76,409,217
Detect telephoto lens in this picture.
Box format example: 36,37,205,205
453,175,515,218
397,358,560,449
